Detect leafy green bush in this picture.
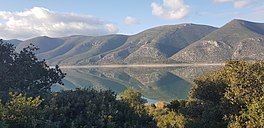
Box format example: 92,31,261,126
2,93,44,128
119,88,147,115
44,89,156,128
146,105,186,128
188,61,264,128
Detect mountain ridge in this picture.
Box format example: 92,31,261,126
171,19,264,63
4,19,264,65
12,23,216,65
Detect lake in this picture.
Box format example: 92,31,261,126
52,65,222,102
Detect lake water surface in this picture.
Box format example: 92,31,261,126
52,65,222,102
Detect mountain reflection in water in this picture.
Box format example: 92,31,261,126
52,66,221,101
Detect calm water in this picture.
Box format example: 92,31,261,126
52,66,221,102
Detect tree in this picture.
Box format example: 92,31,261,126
119,88,147,114
0,89,156,128
119,88,156,127
0,101,7,128
228,96,264,128
146,104,186,128
188,61,264,128
44,88,156,128
223,61,264,106
223,61,264,128
186,67,232,128
0,40,65,100
2,93,44,128
168,99,187,112
155,111,185,128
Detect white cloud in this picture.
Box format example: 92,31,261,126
0,7,118,40
151,0,189,20
213,0,255,8
124,16,139,25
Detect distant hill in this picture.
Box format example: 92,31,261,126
16,36,65,54
39,35,128,65
3,39,22,46
171,19,264,62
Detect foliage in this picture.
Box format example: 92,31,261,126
223,61,264,106
0,102,7,128
0,89,156,128
228,96,264,128
119,88,147,115
2,93,44,128
146,104,186,128
188,61,264,128
167,99,187,112
44,88,156,128
0,40,65,100
223,61,264,127
120,89,187,128
155,111,185,128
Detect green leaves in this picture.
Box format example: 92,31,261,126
3,93,44,128
189,61,264,128
43,89,155,128
146,104,186,128
0,40,65,101
119,88,147,114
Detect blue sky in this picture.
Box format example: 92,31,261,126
0,0,263,40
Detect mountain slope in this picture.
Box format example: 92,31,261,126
14,23,216,65
48,35,128,65
37,35,92,61
3,39,22,46
16,36,65,54
171,19,264,62
97,24,217,64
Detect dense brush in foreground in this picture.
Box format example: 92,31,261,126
0,61,262,128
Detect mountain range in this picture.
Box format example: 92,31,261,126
6,19,264,65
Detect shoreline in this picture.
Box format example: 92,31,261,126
55,63,225,69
